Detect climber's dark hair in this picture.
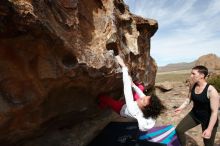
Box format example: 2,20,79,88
142,94,166,119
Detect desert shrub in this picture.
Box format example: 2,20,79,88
207,75,220,92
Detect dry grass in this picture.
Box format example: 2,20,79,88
156,70,190,83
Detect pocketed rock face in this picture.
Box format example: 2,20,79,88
0,0,158,144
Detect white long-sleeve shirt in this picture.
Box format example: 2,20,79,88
119,67,155,131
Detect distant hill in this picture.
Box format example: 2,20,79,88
158,61,196,72
158,53,220,72
195,54,220,71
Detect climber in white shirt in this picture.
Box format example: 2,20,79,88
98,55,165,131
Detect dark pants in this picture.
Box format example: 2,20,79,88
176,113,218,146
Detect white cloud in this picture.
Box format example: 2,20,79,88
205,0,220,16
124,0,220,66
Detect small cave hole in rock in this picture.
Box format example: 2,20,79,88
106,42,119,56
62,54,78,68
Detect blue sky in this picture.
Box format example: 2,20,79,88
124,0,220,66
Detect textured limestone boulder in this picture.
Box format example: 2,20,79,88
0,0,158,144
155,81,174,92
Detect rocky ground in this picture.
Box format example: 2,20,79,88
22,81,220,146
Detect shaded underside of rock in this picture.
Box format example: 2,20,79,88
0,0,158,144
